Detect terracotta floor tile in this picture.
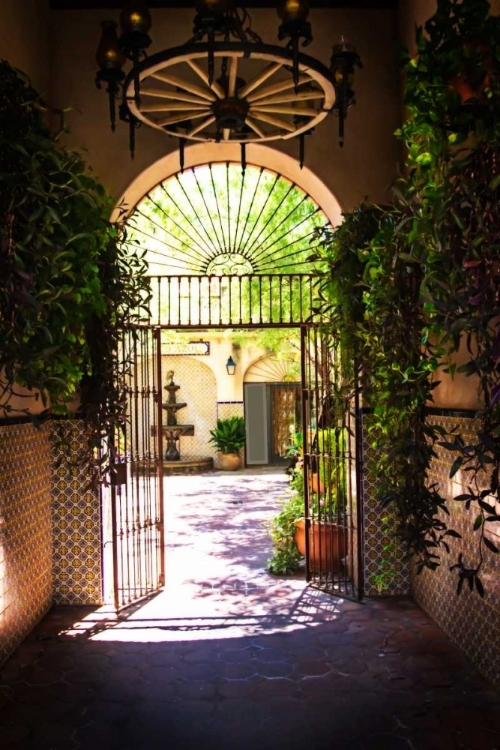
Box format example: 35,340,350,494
1,469,499,749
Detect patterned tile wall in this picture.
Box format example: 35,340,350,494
361,413,410,597
0,422,53,666
50,420,102,606
217,402,244,421
412,413,500,689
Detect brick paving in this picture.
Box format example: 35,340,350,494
1,469,500,749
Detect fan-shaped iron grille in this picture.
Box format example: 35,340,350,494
126,163,329,276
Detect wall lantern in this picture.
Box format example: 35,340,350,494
95,0,362,167
226,355,237,375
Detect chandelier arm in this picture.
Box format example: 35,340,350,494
141,103,210,113
109,79,121,132
228,56,238,97
252,104,318,117
253,91,323,105
241,143,247,175
187,115,217,137
150,71,217,101
238,62,282,99
248,111,296,133
299,132,305,169
179,137,185,173
156,110,209,127
244,116,265,139
140,88,210,104
186,59,225,99
246,75,313,104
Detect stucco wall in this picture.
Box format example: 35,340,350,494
2,0,51,94
48,6,401,210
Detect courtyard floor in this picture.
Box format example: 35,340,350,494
1,468,500,749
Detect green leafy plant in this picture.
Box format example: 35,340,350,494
208,416,246,454
266,489,304,575
311,0,500,594
0,61,150,483
266,450,347,574
370,515,397,594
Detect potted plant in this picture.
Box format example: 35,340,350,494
267,430,348,574
292,449,348,574
209,416,246,470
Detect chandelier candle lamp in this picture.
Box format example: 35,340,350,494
95,0,362,165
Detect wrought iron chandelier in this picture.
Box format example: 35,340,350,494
95,0,362,168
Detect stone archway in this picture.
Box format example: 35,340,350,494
113,142,343,228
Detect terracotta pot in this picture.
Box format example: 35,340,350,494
309,472,324,494
293,518,348,572
447,38,492,104
448,73,489,103
218,452,241,471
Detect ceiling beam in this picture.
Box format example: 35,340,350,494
51,1,397,9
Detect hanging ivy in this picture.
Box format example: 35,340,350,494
315,0,500,594
0,61,150,484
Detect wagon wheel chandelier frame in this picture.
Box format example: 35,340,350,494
95,0,363,168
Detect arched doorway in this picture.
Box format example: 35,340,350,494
106,151,362,610
244,353,301,466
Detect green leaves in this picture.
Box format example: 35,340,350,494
0,61,151,486
208,417,246,454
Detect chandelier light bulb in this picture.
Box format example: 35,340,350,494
120,0,152,34
277,0,310,22
195,0,233,12
95,20,126,69
94,0,360,164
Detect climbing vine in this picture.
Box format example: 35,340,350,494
0,61,150,484
315,0,500,594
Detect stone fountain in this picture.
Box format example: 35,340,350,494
136,371,214,476
161,371,194,461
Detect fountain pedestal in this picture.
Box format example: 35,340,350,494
161,374,194,461
140,372,213,474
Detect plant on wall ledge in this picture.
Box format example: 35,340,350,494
0,60,150,484
313,0,500,595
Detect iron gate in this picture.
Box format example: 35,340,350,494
108,326,165,611
108,274,363,608
301,324,363,599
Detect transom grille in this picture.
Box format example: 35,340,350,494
125,162,329,276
